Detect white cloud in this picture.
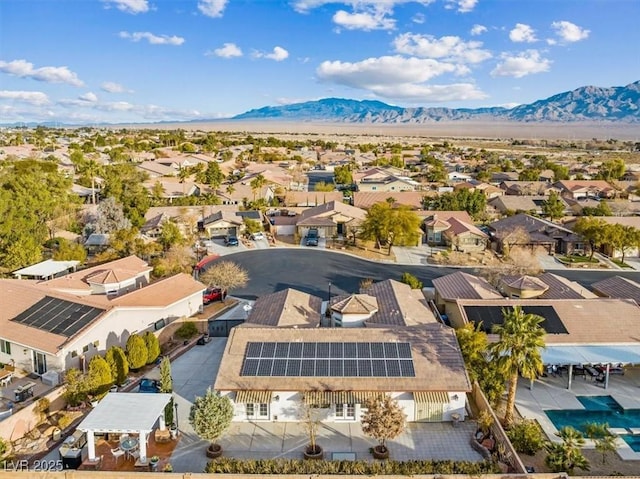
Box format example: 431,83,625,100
102,0,149,14
509,23,537,43
207,43,243,58
551,20,590,43
491,50,551,78
255,46,289,61
0,90,50,105
119,31,185,45
198,0,228,18
101,81,133,93
0,59,84,87
470,24,487,36
293,1,435,14
393,33,491,64
412,13,425,24
333,8,395,31
79,92,98,102
445,0,477,13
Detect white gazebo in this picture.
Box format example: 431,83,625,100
78,393,172,463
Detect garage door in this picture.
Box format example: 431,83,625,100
209,227,235,238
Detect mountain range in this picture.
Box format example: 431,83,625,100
233,80,640,123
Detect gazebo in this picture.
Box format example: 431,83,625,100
77,392,172,464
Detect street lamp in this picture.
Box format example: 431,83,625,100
174,402,179,428
326,282,332,320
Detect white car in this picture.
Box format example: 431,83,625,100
251,232,265,240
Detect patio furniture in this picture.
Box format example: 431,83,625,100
120,437,139,460
128,449,140,462
110,447,125,465
13,382,36,402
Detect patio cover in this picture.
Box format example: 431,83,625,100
78,393,172,433
12,259,79,279
541,344,640,366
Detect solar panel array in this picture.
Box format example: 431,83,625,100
241,341,415,377
11,296,106,337
463,305,568,334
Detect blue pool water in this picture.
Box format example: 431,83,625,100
545,396,640,452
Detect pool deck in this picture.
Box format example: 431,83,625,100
515,366,640,460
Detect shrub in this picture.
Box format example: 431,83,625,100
189,388,234,448
57,412,73,430
35,397,50,423
400,272,422,289
87,355,113,397
175,321,198,340
105,346,129,385
62,368,91,407
507,419,545,455
126,334,148,370
143,331,161,364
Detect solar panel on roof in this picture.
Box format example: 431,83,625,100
241,358,259,376
246,342,262,357
344,342,357,358
343,359,358,376
275,342,289,357
400,360,415,377
330,342,343,358
10,296,106,338
397,343,412,358
272,359,287,376
286,359,301,376
330,359,343,377
371,359,386,376
357,343,371,358
370,342,385,358
303,342,316,358
463,305,568,334
384,343,399,358
289,342,303,358
386,360,401,377
262,342,276,358
315,359,329,376
358,360,373,377
257,359,273,376
316,342,330,358
301,360,315,376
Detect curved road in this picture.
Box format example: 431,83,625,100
209,249,640,300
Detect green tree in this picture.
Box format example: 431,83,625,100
313,181,335,192
545,426,590,474
597,158,625,181
573,217,607,261
143,331,161,364
105,346,129,386
490,306,546,427
518,169,541,181
87,355,113,397
400,272,422,289
62,368,91,407
334,165,353,185
541,191,565,221
158,220,184,252
52,238,87,262
199,260,249,299
507,419,545,455
249,174,266,202
160,357,174,426
189,388,234,451
204,161,225,190
126,334,148,370
360,202,422,254
605,223,640,263
583,422,618,465
361,395,407,453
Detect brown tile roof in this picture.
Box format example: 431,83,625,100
415,210,473,223
41,256,151,294
245,289,323,327
297,200,367,225
502,275,549,292
331,294,378,314
432,272,502,301
86,269,138,285
213,324,471,393
362,279,437,326
537,273,597,299
353,191,427,210
443,217,487,238
283,191,344,207
455,298,640,344
591,276,640,304
107,273,205,307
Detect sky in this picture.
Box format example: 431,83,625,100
1,0,639,124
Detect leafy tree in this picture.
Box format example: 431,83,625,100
518,169,541,181
160,357,174,426
541,191,565,221
52,238,87,262
105,346,129,386
204,161,225,190
400,272,422,289
100,163,150,227
143,331,161,364
361,395,407,453
189,388,234,449
158,220,184,252
152,245,194,277
605,223,640,263
313,181,335,192
596,158,625,181
243,218,262,235
573,217,607,261
62,368,91,406
427,189,486,218
360,202,422,254
507,419,545,455
545,426,590,474
87,355,113,396
126,334,148,370
91,197,131,234
490,306,545,427
199,260,249,299
334,165,353,185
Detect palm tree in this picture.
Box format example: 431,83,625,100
249,174,266,203
490,306,545,427
545,426,590,474
178,167,190,197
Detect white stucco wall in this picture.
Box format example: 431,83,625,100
332,312,372,328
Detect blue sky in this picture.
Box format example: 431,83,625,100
1,0,638,124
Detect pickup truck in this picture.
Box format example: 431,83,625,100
305,228,319,246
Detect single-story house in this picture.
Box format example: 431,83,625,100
498,181,559,197
295,201,367,239
488,196,571,216
591,276,640,304
432,272,502,319
199,211,245,238
13,259,79,281
281,191,344,207
352,191,429,210
553,180,616,200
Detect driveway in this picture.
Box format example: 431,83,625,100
204,238,247,256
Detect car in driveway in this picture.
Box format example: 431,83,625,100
251,231,265,240
138,378,160,393
203,287,227,304
225,235,239,246
305,228,319,246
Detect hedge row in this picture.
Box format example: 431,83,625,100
205,457,500,475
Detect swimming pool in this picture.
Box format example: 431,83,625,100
545,396,640,452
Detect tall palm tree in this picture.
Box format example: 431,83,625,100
490,305,545,427
249,174,266,203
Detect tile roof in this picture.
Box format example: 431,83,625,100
331,294,378,314
245,289,323,327
362,279,438,326
537,273,597,299
432,272,502,301
443,217,488,238
297,200,367,225
107,273,205,307
502,275,549,292
352,191,427,210
213,324,471,393
455,298,640,344
415,211,473,223
591,276,640,304
283,191,344,206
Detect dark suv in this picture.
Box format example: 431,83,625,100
225,235,239,246
305,228,319,246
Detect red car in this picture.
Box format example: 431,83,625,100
203,287,227,304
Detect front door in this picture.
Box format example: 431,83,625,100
246,403,269,420
33,351,47,375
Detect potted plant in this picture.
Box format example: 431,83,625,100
189,388,233,458
149,456,160,472
361,395,406,460
301,403,323,460
163,463,173,473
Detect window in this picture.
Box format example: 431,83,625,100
70,350,78,358
246,403,269,420
93,340,99,348
0,340,10,355
82,345,89,353
335,403,356,420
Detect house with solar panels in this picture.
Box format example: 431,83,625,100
214,280,471,423
1,256,205,377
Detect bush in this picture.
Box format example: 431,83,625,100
87,355,113,397
143,331,161,364
126,334,148,370
204,457,500,475
507,419,545,455
400,272,423,289
62,368,91,407
57,413,73,430
175,321,198,340
105,346,129,385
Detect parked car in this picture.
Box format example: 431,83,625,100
138,378,160,393
203,287,227,304
305,228,319,246
251,232,265,240
225,235,239,246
